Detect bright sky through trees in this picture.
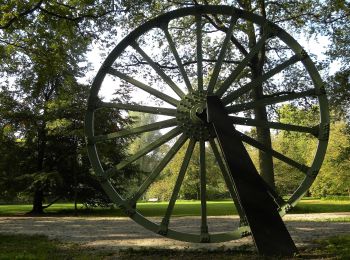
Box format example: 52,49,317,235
83,27,338,103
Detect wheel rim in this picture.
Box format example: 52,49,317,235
85,5,329,243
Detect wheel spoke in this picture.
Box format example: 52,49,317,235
235,130,309,174
160,138,196,233
222,54,302,105
108,68,179,107
196,14,203,91
131,41,185,98
229,116,318,136
109,127,181,173
208,138,246,220
207,15,237,94
99,101,177,116
129,134,188,204
226,89,316,113
162,25,193,92
91,118,178,144
215,31,272,97
199,140,208,239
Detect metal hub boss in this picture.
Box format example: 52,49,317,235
177,91,214,141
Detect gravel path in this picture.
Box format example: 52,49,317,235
0,212,349,251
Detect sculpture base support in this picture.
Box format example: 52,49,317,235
205,96,298,256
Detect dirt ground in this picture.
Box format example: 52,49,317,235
0,212,349,252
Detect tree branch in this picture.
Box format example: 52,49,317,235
193,0,249,56
42,196,62,209
0,38,27,51
121,57,240,69
55,1,76,10
39,0,120,23
0,0,44,29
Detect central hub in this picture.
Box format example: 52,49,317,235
176,91,214,141
190,103,206,123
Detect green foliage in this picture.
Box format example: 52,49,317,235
146,141,229,201
265,105,350,198
0,1,138,211
310,121,350,197
273,104,319,195
329,69,350,120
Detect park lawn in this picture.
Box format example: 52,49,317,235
0,203,81,216
0,233,105,260
0,233,349,259
289,199,350,214
0,198,349,217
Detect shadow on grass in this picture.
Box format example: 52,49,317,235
0,233,104,259
0,233,349,259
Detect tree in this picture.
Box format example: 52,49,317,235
303,1,350,121
0,1,136,213
146,140,228,201
272,104,318,195
310,121,350,197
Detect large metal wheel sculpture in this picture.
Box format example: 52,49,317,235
85,5,329,248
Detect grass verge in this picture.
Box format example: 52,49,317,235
0,233,103,260
0,233,349,259
0,198,349,217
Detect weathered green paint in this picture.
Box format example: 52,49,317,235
100,101,177,116
85,5,329,244
199,140,209,242
176,91,214,141
196,14,203,91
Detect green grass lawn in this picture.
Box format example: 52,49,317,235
0,234,103,260
0,198,349,259
0,198,349,217
0,233,349,259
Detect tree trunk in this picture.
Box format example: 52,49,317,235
30,122,47,214
243,0,276,189
74,185,78,215
30,188,44,214
253,94,275,189
253,69,275,189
